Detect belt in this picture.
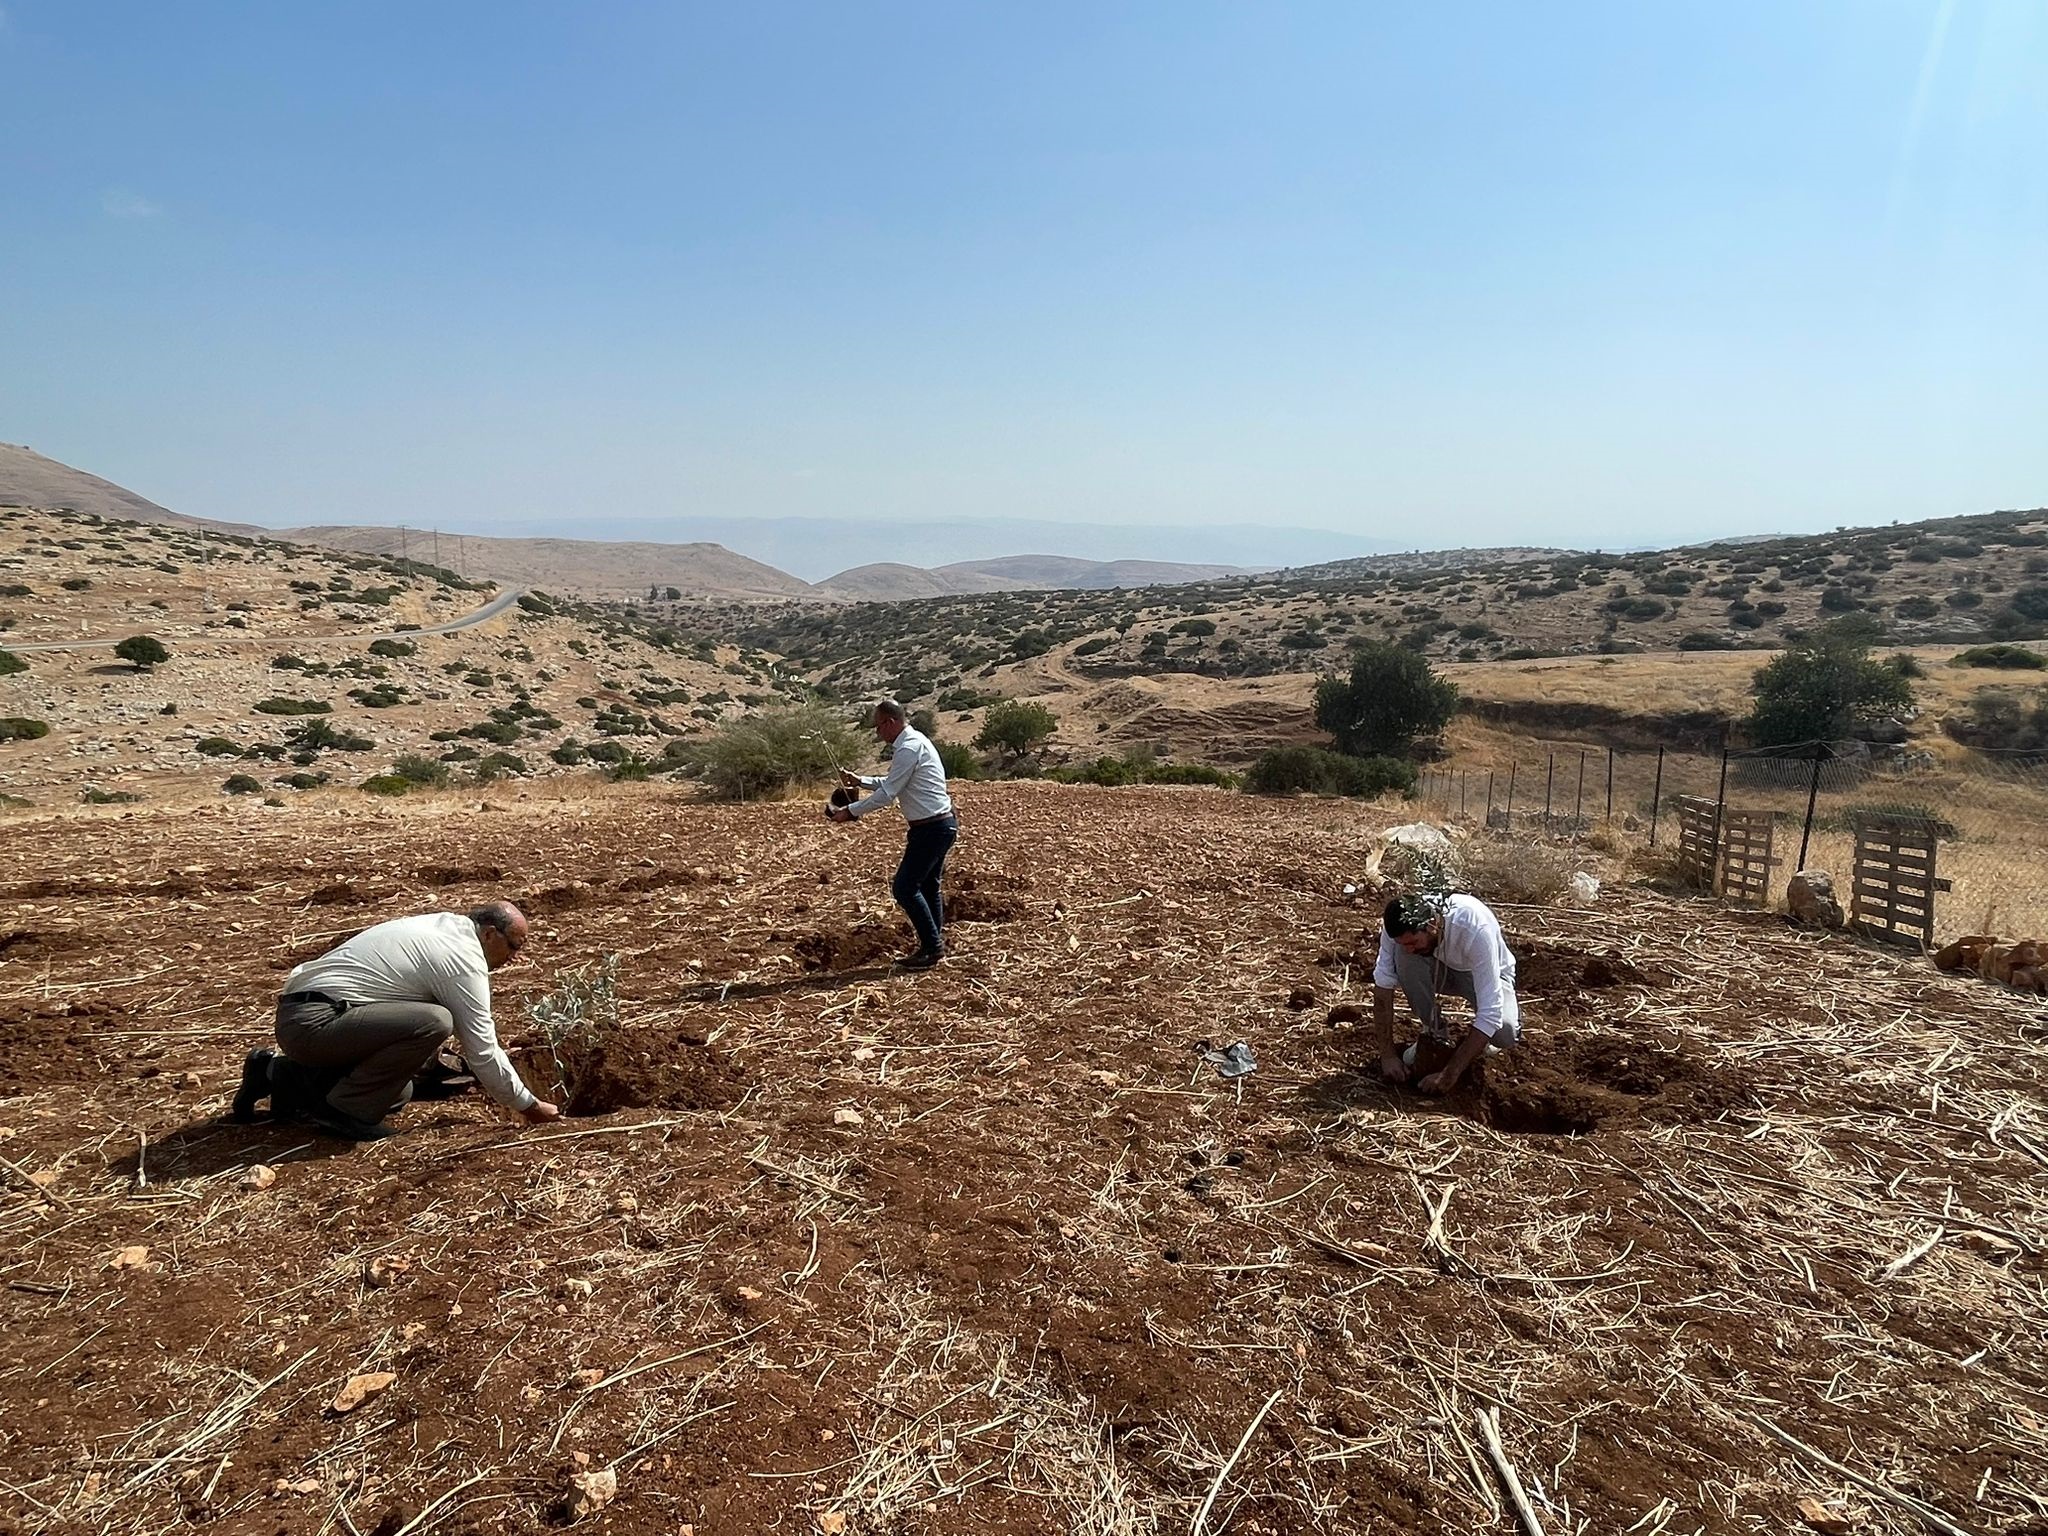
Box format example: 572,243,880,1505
281,990,352,1011
907,812,956,827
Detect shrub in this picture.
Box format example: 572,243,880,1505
277,772,328,790
1747,620,1915,746
934,738,983,780
254,697,331,716
392,753,452,787
114,634,169,669
1953,644,2046,670
1944,686,2048,751
1676,630,1737,651
1946,589,1983,609
194,736,243,757
359,775,412,796
1312,643,1457,758
81,788,142,805
222,774,263,795
1894,596,1940,620
1245,746,1415,798
1140,761,1238,788
61,577,92,591
690,705,867,800
1461,839,1578,906
0,648,24,677
367,638,417,658
975,700,1058,761
1171,617,1217,636
550,741,588,767
0,717,51,742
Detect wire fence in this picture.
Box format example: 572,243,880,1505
1418,741,2048,946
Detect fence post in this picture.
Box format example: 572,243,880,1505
1649,746,1666,846
1485,770,1495,828
1543,753,1555,832
1796,744,1825,871
1572,749,1587,834
1606,748,1615,823
1709,746,1731,887
1504,762,1517,831
1459,771,1468,818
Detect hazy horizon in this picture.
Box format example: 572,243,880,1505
2,3,2043,552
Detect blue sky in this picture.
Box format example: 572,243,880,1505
1,2,2043,560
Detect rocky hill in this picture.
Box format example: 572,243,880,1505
816,554,1253,599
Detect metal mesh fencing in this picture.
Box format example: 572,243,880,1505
1418,742,2048,946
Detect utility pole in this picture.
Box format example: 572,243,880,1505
398,525,409,564
432,529,440,568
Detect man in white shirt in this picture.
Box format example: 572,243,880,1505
230,901,561,1140
830,699,957,970
1372,892,1522,1094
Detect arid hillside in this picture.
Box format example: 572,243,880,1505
1,784,2042,1534
0,506,808,811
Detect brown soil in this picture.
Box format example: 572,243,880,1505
413,863,504,887
0,782,2039,1536
791,922,904,971
1475,1033,1758,1135
546,1030,747,1117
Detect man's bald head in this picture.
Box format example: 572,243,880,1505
470,900,528,968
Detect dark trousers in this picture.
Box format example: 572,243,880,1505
275,993,455,1123
892,817,958,956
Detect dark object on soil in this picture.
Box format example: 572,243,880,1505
825,785,857,818
229,1047,274,1123
1286,985,1317,1010
1326,1002,1365,1026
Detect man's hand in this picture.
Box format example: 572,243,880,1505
829,805,854,824
521,1100,561,1125
1416,1069,1456,1095
1379,1053,1410,1086
838,770,862,788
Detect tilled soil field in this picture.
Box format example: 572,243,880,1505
1,783,2045,1535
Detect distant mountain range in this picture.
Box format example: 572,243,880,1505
0,444,1336,600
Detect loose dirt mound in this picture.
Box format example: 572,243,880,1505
1511,936,1672,999
529,1029,745,1117
614,866,712,895
0,928,93,961
1476,1033,1756,1135
791,923,903,971
413,863,504,887
521,882,597,914
304,880,393,907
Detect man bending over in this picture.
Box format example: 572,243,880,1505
231,900,560,1140
1372,892,1521,1094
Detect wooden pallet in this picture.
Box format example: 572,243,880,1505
1672,796,1721,891
1717,810,1777,906
1850,814,1949,949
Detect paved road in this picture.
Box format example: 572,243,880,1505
2,586,525,653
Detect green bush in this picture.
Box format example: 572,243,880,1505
114,634,169,669
975,700,1058,761
690,705,867,800
1953,644,2046,670
1245,746,1416,798
1171,617,1217,636
359,774,412,796
367,638,417,658
1053,754,1145,787
392,753,452,787
222,774,263,795
550,741,588,767
194,736,243,757
0,649,24,677
81,787,142,805
277,772,328,790
1747,619,1915,746
1144,761,1239,788
1676,630,1738,651
1312,643,1457,757
934,738,983,780
0,717,51,742
254,697,331,716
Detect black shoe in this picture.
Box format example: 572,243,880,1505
304,1104,397,1142
411,1062,477,1102
895,948,945,971
229,1049,276,1123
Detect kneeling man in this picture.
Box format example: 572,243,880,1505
232,901,560,1140
1373,892,1521,1094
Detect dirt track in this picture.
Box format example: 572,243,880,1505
1,784,2045,1535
